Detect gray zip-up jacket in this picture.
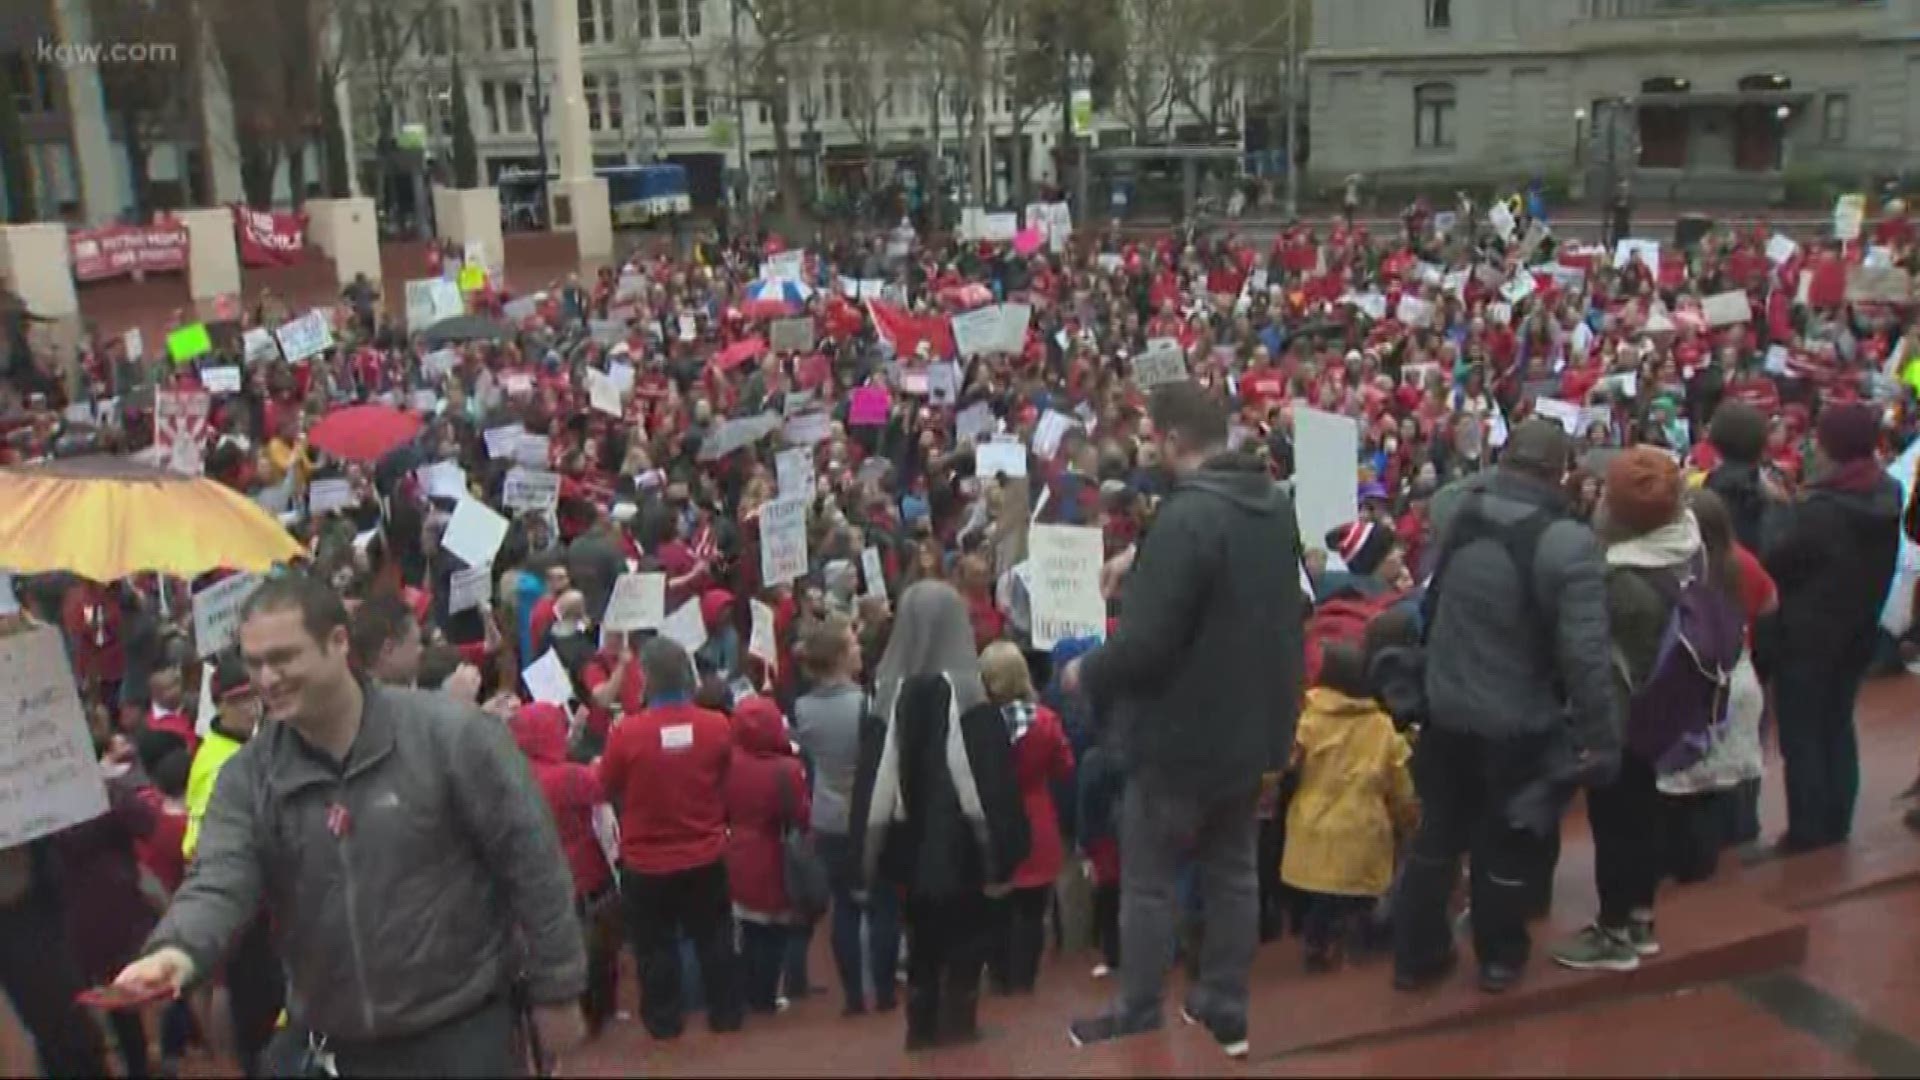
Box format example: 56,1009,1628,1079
1424,471,1618,754
145,685,586,1043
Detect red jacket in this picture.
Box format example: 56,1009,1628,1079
510,704,613,898
1006,703,1074,890
599,700,733,874
723,698,809,919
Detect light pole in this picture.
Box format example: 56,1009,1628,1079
1284,0,1300,220
729,0,752,214
1572,107,1588,201
1067,53,1091,216
529,22,551,225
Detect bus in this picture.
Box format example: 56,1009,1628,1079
496,164,691,230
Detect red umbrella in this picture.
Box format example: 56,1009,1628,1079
738,298,795,321
940,283,994,309
307,404,424,463
712,337,767,372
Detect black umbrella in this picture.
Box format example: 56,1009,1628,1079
421,315,514,347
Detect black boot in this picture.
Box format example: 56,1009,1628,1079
905,986,941,1052
937,974,982,1047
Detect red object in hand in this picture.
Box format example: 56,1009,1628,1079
78,985,172,1012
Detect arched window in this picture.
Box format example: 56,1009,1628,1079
1414,83,1456,150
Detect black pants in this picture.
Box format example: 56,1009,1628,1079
264,994,522,1078
1300,893,1374,958
738,921,792,1013
903,893,992,1050
0,896,107,1077
1588,753,1661,928
619,861,742,1039
1256,817,1285,942
1775,659,1866,849
578,890,622,1030
1394,727,1559,976
987,886,1049,994
1092,883,1120,969
108,1010,150,1077
228,912,286,1076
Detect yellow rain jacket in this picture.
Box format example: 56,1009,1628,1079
1280,689,1419,897
182,729,247,860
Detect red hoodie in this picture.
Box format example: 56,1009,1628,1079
724,697,809,918
598,700,733,874
510,704,613,898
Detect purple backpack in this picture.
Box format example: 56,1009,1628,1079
1621,554,1747,775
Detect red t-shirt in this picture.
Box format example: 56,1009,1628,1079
598,702,733,875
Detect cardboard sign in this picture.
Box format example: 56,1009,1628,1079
775,447,814,500
502,467,561,512
1027,525,1107,650
154,389,211,475
275,311,334,364
769,318,815,354
448,564,492,615
241,328,278,365
167,323,211,363
0,627,110,848
191,573,263,658
759,494,810,587
604,573,667,632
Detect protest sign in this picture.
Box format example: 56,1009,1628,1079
307,478,354,514
861,547,887,600
482,424,525,459
406,278,464,328
1032,410,1074,459
0,626,110,848
448,564,492,615
242,328,278,364
957,402,997,445
976,440,1027,479
951,307,1001,358
783,411,831,446
763,250,805,281
1613,239,1661,275
770,318,815,354
927,363,960,405
202,366,242,394
996,304,1032,353
1488,202,1517,242
1292,408,1359,568
502,467,561,512
167,323,211,363
760,494,810,586
749,600,778,670
523,650,574,705
775,447,814,500
1834,193,1867,241
1134,339,1187,388
192,573,263,658
1847,266,1914,304
513,434,551,467
155,389,211,475
1027,525,1107,650
419,460,468,501
661,598,708,654
1396,296,1433,328
849,387,890,426
1701,290,1753,327
1533,396,1584,435
275,311,334,363
442,497,510,568
1767,234,1799,265
586,370,622,416
604,573,667,632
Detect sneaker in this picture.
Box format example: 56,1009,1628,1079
1090,963,1112,979
1550,924,1640,973
1179,1006,1250,1060
1626,918,1661,958
1068,1010,1162,1048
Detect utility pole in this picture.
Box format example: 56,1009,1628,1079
530,21,551,225
1284,0,1300,220
730,0,753,216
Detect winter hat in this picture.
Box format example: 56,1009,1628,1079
1326,520,1395,577
1603,447,1684,536
211,652,253,700
1707,400,1768,464
1816,401,1880,464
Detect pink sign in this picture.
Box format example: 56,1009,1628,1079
849,387,891,426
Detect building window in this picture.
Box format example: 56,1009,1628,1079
504,81,527,132
482,82,502,134
1426,0,1451,29
684,0,702,38
605,76,625,132
657,0,682,39
692,68,710,126
495,1,519,50
661,70,687,127
1414,82,1456,149
1823,93,1850,144
436,82,455,138
422,7,457,55
585,74,604,130
637,85,658,129
580,0,614,43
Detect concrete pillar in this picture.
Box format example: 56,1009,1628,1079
50,0,123,225
431,184,505,281
544,0,613,268
196,23,245,205
175,208,241,320
306,197,381,287
326,10,361,198
0,224,83,373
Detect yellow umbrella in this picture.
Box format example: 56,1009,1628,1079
0,456,303,580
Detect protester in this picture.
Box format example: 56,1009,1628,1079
979,640,1074,996
723,695,812,1014
1062,382,1306,1059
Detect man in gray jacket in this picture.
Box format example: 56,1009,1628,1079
1392,419,1618,995
115,574,587,1076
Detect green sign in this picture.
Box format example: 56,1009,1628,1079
708,118,735,150
167,323,212,364
1070,89,1094,137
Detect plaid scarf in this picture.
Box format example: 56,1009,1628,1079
1002,700,1036,744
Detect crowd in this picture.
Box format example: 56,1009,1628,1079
0,187,1914,1074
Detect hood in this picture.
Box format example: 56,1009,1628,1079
1811,466,1904,523
731,696,790,756
1305,687,1378,718
700,588,735,630
509,702,570,765
1606,511,1703,570
1177,452,1288,516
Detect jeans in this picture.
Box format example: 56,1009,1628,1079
987,886,1050,993
815,831,900,1012
1394,727,1559,976
738,922,795,1013
1774,659,1866,848
1115,775,1260,1031
619,861,742,1039
1587,753,1660,928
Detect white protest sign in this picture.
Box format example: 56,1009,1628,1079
423,348,460,379
523,649,575,705
661,597,709,654
759,494,810,587
406,278,465,328
1613,239,1661,275
996,304,1032,354
957,402,996,444
1027,524,1107,650
1834,193,1867,242
1032,410,1074,460
123,327,146,361
770,318,815,354
1488,202,1517,242
420,460,467,500
241,328,278,364
775,447,814,500
1500,273,1537,304
1533,396,1584,436
1767,234,1799,265
513,434,551,468
1701,290,1753,327
1292,408,1359,564
927,363,960,406
1134,339,1188,388
861,547,887,601
952,307,1002,358
587,370,622,416
275,310,334,363
155,389,211,476
449,564,492,614
604,573,667,632
202,366,242,395
763,250,805,281
976,441,1027,478
783,411,831,446
442,496,511,568
503,467,562,512
1396,296,1434,328
749,599,778,670
502,296,539,323
482,424,525,459
192,573,263,658
307,477,354,515
0,627,110,848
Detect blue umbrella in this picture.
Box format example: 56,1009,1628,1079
746,278,812,305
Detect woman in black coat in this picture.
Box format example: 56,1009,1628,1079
852,581,1029,1051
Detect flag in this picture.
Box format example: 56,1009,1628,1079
866,299,955,359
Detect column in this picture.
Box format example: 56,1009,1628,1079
327,9,361,198
197,21,245,204
0,224,83,378
175,208,241,318
544,0,612,267
50,0,123,224
305,198,381,286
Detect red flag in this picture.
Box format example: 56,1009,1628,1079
866,299,955,359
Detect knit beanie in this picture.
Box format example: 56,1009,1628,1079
1326,520,1396,577
1707,400,1768,464
1603,447,1684,537
1816,401,1880,464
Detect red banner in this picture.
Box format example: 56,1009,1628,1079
232,205,307,267
866,299,954,359
69,221,189,282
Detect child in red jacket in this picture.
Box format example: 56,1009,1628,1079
980,642,1074,994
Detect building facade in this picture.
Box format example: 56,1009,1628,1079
1306,0,1920,202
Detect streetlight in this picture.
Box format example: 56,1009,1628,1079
1067,53,1091,215
1572,107,1588,200
529,22,551,226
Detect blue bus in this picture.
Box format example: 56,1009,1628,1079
496,164,691,230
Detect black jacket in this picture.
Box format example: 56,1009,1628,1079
1705,462,1772,555
1081,452,1306,797
1764,471,1903,673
